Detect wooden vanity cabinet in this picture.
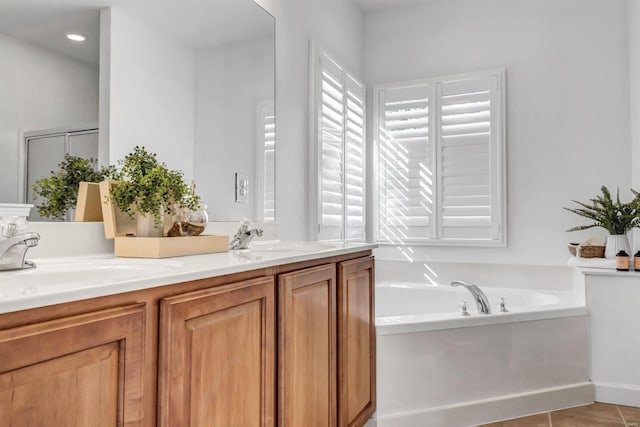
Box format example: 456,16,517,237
277,257,376,427
0,304,145,426
158,276,276,427
278,264,337,427
338,257,376,427
0,251,375,427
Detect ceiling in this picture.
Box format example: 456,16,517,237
117,0,273,49
353,0,434,13
0,0,274,67
0,3,100,66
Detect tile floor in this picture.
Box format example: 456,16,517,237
479,403,640,427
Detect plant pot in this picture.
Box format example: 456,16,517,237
136,213,164,238
605,234,630,259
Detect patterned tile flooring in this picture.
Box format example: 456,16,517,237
479,403,640,427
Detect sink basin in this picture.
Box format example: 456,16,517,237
249,241,336,253
0,257,181,291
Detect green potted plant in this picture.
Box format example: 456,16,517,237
32,155,116,221
564,185,640,258
108,146,200,237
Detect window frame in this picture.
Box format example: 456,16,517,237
372,69,507,247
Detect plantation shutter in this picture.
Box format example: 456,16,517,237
344,76,366,240
376,83,434,242
375,70,504,245
256,102,275,221
317,50,366,241
262,105,276,221
438,74,500,240
319,54,345,240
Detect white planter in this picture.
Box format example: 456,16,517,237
605,234,630,259
136,213,163,238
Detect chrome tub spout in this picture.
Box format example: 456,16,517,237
450,280,491,314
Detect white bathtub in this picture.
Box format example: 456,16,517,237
376,282,586,335
372,282,593,427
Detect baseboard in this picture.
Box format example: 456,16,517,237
373,382,594,427
594,381,640,407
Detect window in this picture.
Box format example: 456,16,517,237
310,45,366,241
373,70,506,246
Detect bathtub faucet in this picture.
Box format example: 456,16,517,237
450,280,491,314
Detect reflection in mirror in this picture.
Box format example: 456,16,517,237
103,0,275,222
0,3,100,221
0,0,275,223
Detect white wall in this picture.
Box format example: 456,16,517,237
630,0,640,252
194,37,274,221
631,1,640,196
365,0,631,265
0,33,98,203
253,0,364,240
102,8,195,179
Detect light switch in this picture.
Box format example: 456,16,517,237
235,172,249,203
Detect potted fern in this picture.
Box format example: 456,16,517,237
108,146,200,237
564,186,640,258
32,155,116,221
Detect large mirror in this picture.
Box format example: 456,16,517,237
0,0,275,222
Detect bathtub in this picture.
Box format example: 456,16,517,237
372,282,593,427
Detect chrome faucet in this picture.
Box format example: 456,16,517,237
450,280,491,314
229,220,263,250
0,232,40,271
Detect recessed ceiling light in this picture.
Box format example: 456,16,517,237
66,33,86,43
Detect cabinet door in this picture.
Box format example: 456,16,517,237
0,304,145,426
158,276,275,427
279,263,337,427
338,257,376,427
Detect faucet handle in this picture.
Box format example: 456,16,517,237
459,301,470,316
239,218,253,231
24,236,39,247
499,297,509,313
0,219,18,238
0,215,30,238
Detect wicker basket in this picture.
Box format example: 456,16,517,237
578,245,606,258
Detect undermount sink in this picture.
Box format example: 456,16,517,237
249,241,336,253
0,258,181,290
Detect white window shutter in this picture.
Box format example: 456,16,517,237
315,49,366,242
318,54,345,240
256,102,275,222
344,75,366,241
374,70,505,245
376,83,434,242
263,106,276,221
438,75,499,241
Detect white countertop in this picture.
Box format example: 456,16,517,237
0,241,376,314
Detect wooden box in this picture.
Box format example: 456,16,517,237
74,182,103,222
114,235,228,258
99,180,228,258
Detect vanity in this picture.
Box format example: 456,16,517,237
0,242,376,427
0,0,376,424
